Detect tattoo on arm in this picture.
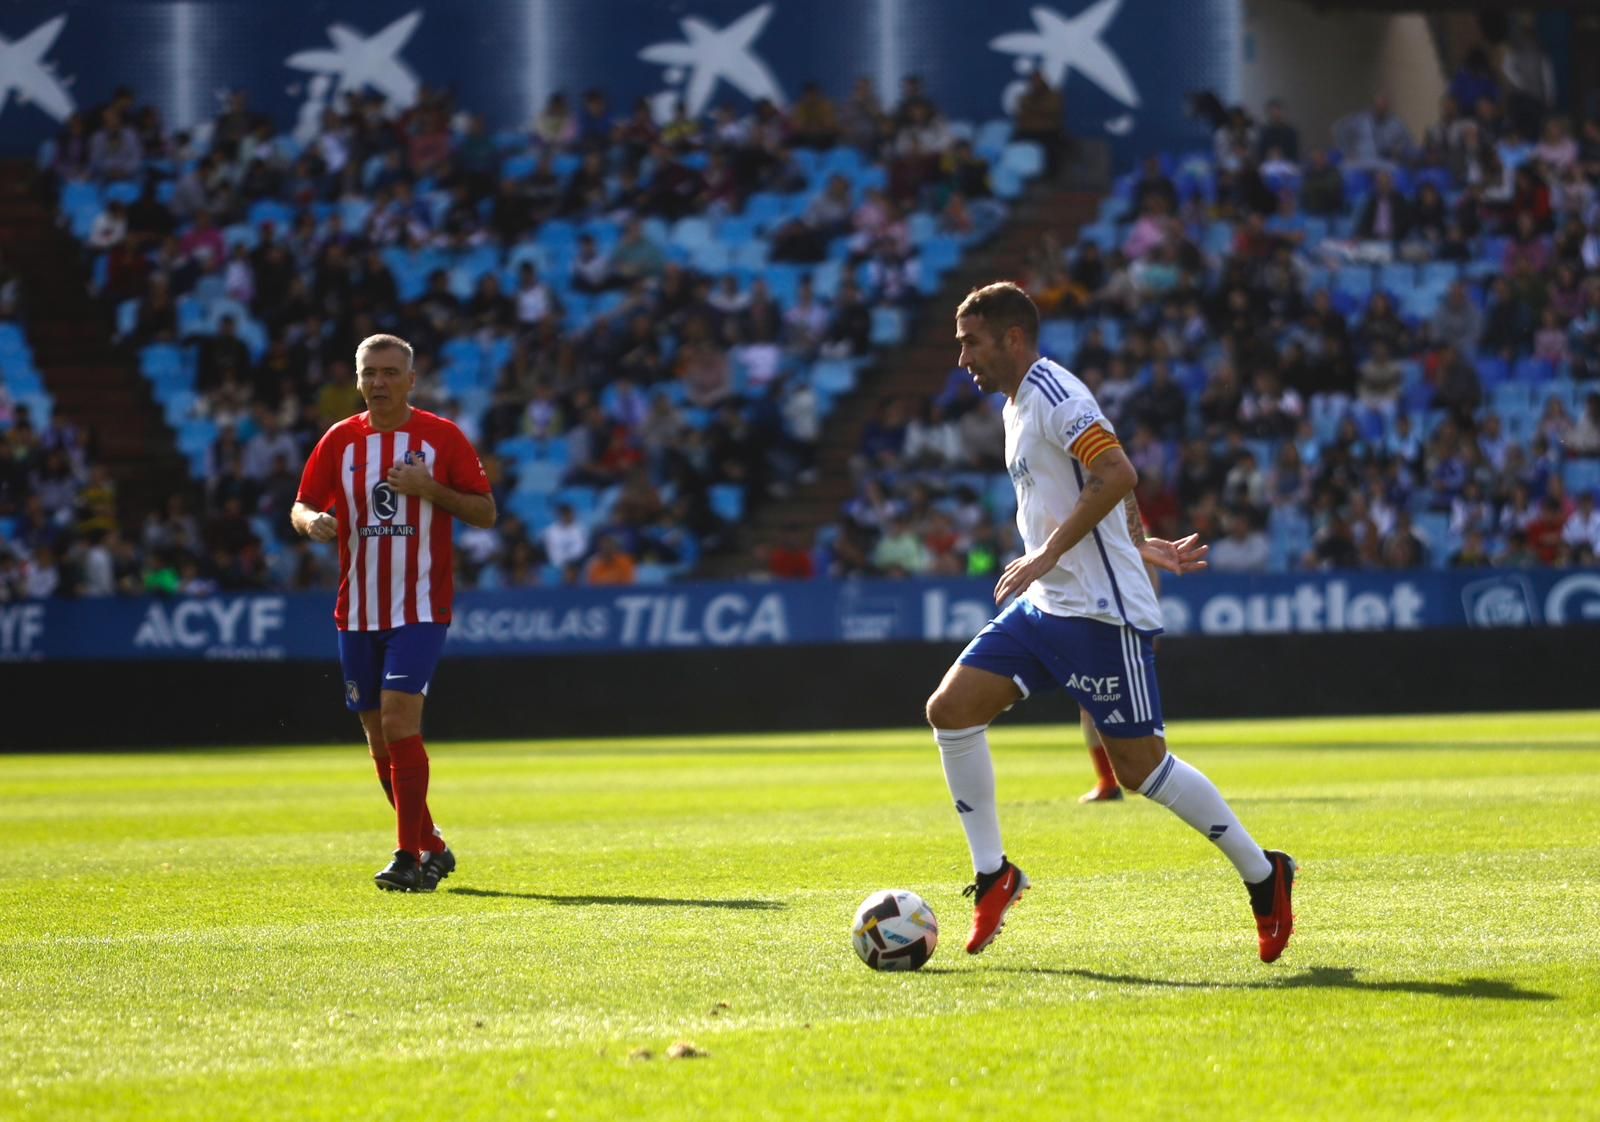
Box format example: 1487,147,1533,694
1122,493,1145,544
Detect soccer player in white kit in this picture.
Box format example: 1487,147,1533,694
925,283,1296,961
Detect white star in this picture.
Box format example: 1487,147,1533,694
990,1,1140,110
638,3,785,117
286,11,423,109
0,15,74,122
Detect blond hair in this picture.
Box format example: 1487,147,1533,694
354,333,415,370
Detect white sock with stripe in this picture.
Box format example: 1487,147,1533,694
1137,754,1272,883
933,725,1005,876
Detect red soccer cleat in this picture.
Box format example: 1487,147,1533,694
963,858,1030,954
1251,850,1297,963
1078,785,1124,804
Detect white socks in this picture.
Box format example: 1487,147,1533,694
934,725,1005,876
1138,753,1273,883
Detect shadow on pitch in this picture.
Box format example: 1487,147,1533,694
447,887,784,910
991,965,1556,1001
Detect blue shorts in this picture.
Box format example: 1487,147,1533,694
337,623,450,712
957,599,1164,738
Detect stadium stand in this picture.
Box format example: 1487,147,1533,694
799,88,1600,581
9,66,1600,599
20,81,1040,594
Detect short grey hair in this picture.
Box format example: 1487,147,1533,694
354,333,415,370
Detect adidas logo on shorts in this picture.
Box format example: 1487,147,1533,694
1102,711,1125,724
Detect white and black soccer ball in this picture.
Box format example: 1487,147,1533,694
851,889,938,971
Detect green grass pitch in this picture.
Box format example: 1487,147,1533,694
4,712,1599,1121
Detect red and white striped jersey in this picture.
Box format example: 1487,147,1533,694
296,409,490,631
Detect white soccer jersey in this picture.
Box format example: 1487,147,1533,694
1003,357,1163,631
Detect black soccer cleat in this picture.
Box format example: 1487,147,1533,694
419,846,456,892
374,849,423,892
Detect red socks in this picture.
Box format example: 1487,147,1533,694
371,754,395,806
387,735,430,858
1089,743,1119,789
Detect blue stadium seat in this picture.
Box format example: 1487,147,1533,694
1514,357,1556,384
1492,382,1533,414
731,241,769,270
811,360,857,396
1001,141,1044,179
819,147,865,178
515,461,565,494
553,486,598,519
506,493,552,527
869,306,905,346
1334,267,1374,300
634,563,672,585
975,119,1012,156
920,236,961,276
1039,320,1079,362
1564,460,1600,496
1378,263,1414,295
1477,356,1511,390
709,483,746,523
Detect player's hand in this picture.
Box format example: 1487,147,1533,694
386,461,436,499
1139,533,1209,575
994,547,1058,605
308,512,339,543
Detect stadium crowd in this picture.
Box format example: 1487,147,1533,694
816,45,1600,582
3,75,1025,597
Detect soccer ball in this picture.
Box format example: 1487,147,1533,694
851,889,938,971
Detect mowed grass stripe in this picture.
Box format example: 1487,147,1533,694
3,711,1598,1121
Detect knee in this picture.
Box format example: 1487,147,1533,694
925,689,965,731
380,713,418,746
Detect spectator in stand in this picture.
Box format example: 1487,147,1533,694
1355,170,1412,246
838,76,887,154
676,315,733,408
608,217,668,283
1298,149,1345,218
1012,71,1065,176
1356,341,1404,419
789,82,839,149
1448,48,1498,123
1255,98,1300,164
1569,394,1600,457
1431,282,1483,356
771,174,855,263
1336,94,1415,170
90,109,144,180
1563,491,1600,553
88,200,128,251
1210,510,1270,572
583,533,637,585
1480,276,1533,357
763,524,816,580
871,514,930,576
1433,345,1483,427
1503,17,1555,142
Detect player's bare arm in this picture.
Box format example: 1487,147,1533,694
291,501,339,543
385,462,497,529
994,447,1138,604
1124,493,1210,576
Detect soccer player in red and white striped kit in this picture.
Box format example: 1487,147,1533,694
291,334,496,891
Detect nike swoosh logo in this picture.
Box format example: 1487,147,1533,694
385,674,407,680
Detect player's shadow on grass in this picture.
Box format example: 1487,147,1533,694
447,887,784,910
1004,965,1555,1001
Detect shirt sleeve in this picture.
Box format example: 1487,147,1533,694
294,429,337,510
1039,392,1122,467
443,424,492,495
